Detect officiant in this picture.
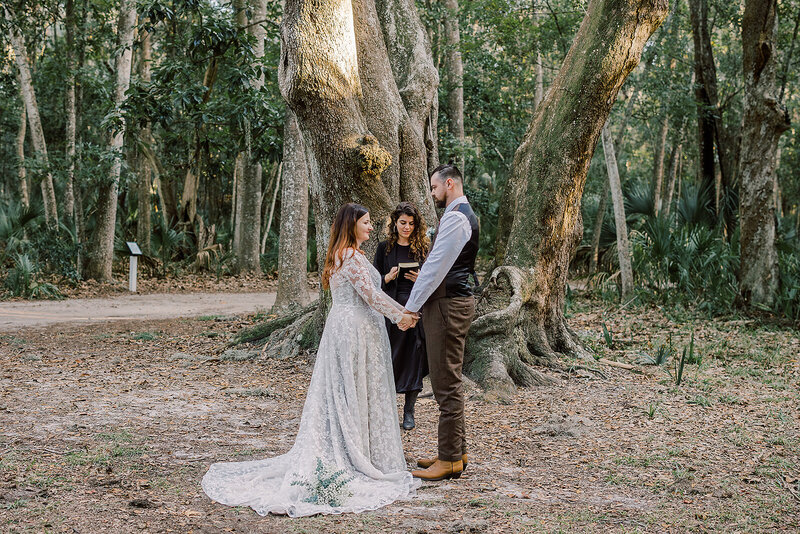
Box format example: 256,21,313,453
374,202,430,431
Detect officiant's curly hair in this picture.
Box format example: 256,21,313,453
322,203,369,290
384,202,429,262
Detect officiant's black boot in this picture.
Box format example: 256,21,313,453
402,390,419,430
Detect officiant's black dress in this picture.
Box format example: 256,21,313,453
374,241,428,393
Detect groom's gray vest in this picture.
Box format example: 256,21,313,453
430,202,480,301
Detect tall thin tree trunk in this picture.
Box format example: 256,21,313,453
232,0,264,274
663,143,682,218
232,153,244,255
16,104,29,208
471,0,667,398
534,51,545,109
443,0,464,168
779,7,800,103
180,56,218,230
738,0,790,307
689,0,738,233
589,90,636,273
275,112,310,309
87,0,136,280
136,30,153,255
64,0,78,231
6,10,58,227
602,123,633,299
261,163,282,252
652,112,669,215
688,0,719,202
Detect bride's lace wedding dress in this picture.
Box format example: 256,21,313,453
202,250,419,517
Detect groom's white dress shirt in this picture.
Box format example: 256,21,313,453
404,195,473,313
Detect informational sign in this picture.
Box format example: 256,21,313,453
126,242,142,256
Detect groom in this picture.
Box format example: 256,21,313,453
402,163,478,481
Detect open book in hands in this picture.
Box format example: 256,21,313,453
398,261,420,280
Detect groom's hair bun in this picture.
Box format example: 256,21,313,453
431,163,463,184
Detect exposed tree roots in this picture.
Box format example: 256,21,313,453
466,266,594,402
232,301,321,360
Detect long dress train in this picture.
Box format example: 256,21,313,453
201,250,419,517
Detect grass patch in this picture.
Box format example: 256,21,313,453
687,394,712,407
131,331,158,341
97,429,134,443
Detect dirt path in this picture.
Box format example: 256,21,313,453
0,292,279,331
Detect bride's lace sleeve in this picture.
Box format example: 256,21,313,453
340,252,405,324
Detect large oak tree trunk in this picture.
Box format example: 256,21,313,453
470,0,668,400
6,12,59,227
280,0,436,257
87,0,136,280
353,0,437,226
738,0,790,307
280,0,394,254
274,111,311,309
260,0,437,355
374,0,440,176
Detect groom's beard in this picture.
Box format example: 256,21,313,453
434,197,446,208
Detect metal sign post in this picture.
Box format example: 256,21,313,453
126,242,142,292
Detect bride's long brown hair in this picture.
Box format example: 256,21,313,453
322,203,369,290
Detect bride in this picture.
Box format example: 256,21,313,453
202,203,420,517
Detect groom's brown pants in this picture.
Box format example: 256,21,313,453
422,294,475,462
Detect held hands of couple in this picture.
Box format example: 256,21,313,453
397,310,420,331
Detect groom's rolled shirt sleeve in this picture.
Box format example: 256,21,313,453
404,211,472,313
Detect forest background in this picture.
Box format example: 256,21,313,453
1,0,799,325
1,1,800,531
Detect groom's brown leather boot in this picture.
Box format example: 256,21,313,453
411,459,463,481
417,453,468,471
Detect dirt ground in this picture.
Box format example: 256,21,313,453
1,293,798,533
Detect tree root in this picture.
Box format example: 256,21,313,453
466,266,561,402
232,301,321,360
